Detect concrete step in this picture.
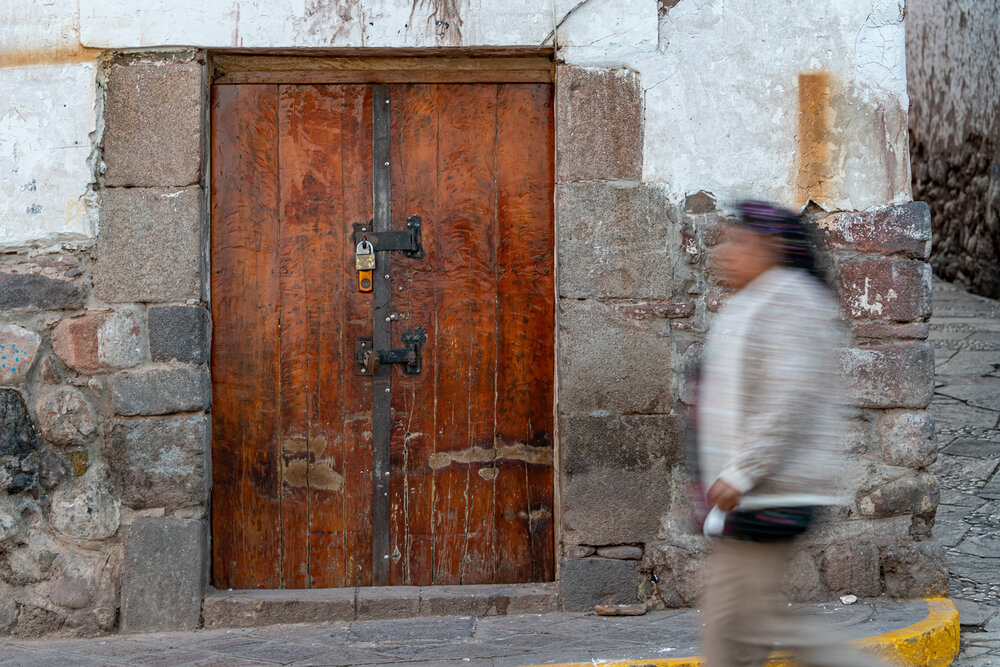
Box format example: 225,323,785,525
202,582,559,629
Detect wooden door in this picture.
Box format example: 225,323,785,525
210,82,555,589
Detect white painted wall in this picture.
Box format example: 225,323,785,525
1,0,911,248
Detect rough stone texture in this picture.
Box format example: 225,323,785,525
559,557,638,612
47,575,91,610
820,542,881,597
857,472,939,519
35,447,69,490
558,183,673,299
49,476,120,540
596,545,643,560
148,305,209,363
0,389,38,494
557,300,672,414
105,415,208,510
838,343,935,409
0,325,41,386
853,322,929,341
202,589,356,629
556,66,642,182
111,367,210,416
356,586,421,620
93,187,202,304
120,517,206,633
560,414,677,545
102,58,203,188
815,202,931,259
881,541,950,597
644,538,706,608
782,548,826,602
33,386,97,448
838,259,932,322
0,274,85,311
95,309,146,368
877,410,937,469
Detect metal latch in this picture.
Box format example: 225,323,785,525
355,328,427,376
351,216,424,259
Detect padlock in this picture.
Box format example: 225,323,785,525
355,240,376,270
356,240,374,293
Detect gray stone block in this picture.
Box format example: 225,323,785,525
558,183,673,299
106,415,209,510
112,367,210,416
103,59,203,187
838,343,935,409
821,542,881,597
121,517,206,633
356,586,420,620
202,588,355,629
0,389,38,494
560,415,676,545
560,413,680,476
556,66,642,182
94,187,202,304
148,305,210,363
557,300,673,414
559,557,638,611
0,273,84,310
880,541,949,597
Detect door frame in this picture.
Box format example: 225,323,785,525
203,49,561,589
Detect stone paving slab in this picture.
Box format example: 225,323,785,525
0,599,948,666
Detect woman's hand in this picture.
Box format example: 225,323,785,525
707,479,743,512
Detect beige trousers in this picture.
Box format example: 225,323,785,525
702,538,887,667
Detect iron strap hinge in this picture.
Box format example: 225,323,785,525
352,215,424,259
355,328,427,376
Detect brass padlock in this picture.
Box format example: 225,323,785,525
356,240,374,293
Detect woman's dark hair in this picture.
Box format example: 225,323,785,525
736,200,828,285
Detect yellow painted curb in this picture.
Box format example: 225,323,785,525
518,598,960,667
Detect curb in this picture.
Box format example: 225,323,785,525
520,598,960,667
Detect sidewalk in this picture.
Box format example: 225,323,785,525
928,278,1000,665
0,598,956,666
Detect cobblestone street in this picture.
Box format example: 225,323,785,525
929,278,1000,665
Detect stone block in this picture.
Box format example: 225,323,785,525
684,191,717,214
596,545,643,560
782,547,825,602
51,309,144,372
838,343,935,409
0,325,40,386
356,586,420,620
49,476,120,540
644,537,706,607
838,259,932,321
106,415,209,510
853,322,929,340
416,583,556,617
34,386,97,448
103,59,203,187
558,300,672,414
121,517,206,632
877,410,937,468
559,557,638,611
556,66,642,181
148,305,209,363
560,413,679,475
821,542,881,597
0,389,38,494
112,367,210,416
202,588,356,629
0,273,84,311
857,472,939,519
880,541,948,597
816,202,931,259
94,187,202,304
557,183,673,299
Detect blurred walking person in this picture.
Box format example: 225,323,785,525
697,201,886,666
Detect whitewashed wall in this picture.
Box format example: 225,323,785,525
2,0,911,248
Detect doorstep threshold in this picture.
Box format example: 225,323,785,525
202,582,558,629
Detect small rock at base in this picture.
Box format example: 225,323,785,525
595,603,648,616
840,594,858,605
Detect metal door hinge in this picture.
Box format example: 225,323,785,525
352,216,424,259
355,328,427,376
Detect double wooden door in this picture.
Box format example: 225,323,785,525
210,81,555,589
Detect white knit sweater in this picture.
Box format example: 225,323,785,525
698,267,848,510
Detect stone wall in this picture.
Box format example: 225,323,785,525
907,0,1000,298
0,51,210,637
